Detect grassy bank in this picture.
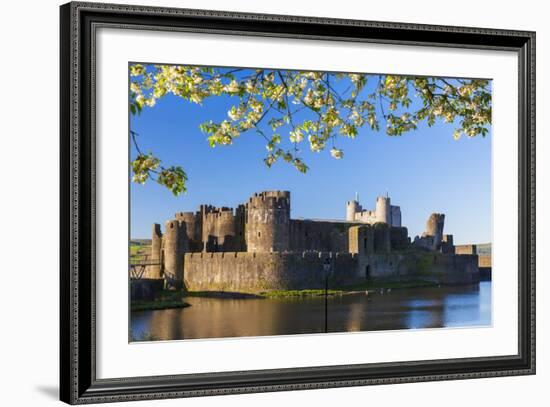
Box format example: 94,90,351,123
129,241,151,263
131,290,190,311
131,280,441,310
343,279,439,292
260,289,346,298
258,281,438,298
183,291,263,299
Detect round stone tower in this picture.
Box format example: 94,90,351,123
246,191,290,253
175,211,200,249
425,213,445,250
346,200,360,221
163,219,189,288
375,196,391,224
147,223,163,279
215,208,237,252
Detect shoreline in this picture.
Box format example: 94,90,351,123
131,280,488,311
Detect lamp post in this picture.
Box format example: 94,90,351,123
323,256,332,333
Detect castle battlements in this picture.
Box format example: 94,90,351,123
143,190,477,292
346,194,402,227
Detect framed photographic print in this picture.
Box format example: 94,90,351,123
60,1,535,404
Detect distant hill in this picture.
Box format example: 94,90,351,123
130,239,152,246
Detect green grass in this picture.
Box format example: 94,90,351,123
131,290,190,311
130,281,440,308
131,299,190,311
183,291,263,299
260,289,346,298
130,242,151,263
343,279,439,291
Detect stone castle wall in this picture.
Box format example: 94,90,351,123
361,252,479,285
478,254,492,268
146,190,482,293
183,251,359,293
455,244,477,255
347,196,402,227
246,191,290,253
455,244,491,269
288,219,353,253
183,251,479,293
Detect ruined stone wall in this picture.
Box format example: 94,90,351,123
246,191,290,252
455,244,478,255
200,205,216,252
390,226,409,250
289,219,352,252
144,223,163,279
348,225,375,256
362,252,479,285
478,254,492,268
184,251,360,293
390,205,402,227
355,209,377,224
286,219,406,254
194,205,244,253
235,204,246,251
202,208,240,252
424,213,445,250
183,250,479,293
175,211,202,252
373,223,391,253
441,235,455,253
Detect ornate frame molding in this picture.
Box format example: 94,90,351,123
60,2,535,404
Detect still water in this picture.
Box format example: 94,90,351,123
131,281,491,341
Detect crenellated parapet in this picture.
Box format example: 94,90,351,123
203,207,238,252
175,211,202,251
145,190,469,293
347,194,402,227
246,191,290,253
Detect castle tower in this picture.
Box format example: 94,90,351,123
390,205,402,227
214,208,237,252
346,200,361,222
246,191,290,253
348,224,374,255
200,205,216,252
147,223,163,279
235,204,246,251
349,224,374,281
175,211,201,251
375,196,391,224
425,213,445,250
373,222,391,253
163,219,189,289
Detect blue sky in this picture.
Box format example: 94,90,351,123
130,67,491,245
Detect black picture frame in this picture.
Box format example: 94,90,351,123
60,1,536,404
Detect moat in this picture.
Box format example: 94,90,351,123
130,281,491,341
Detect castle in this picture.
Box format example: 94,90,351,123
142,191,479,293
